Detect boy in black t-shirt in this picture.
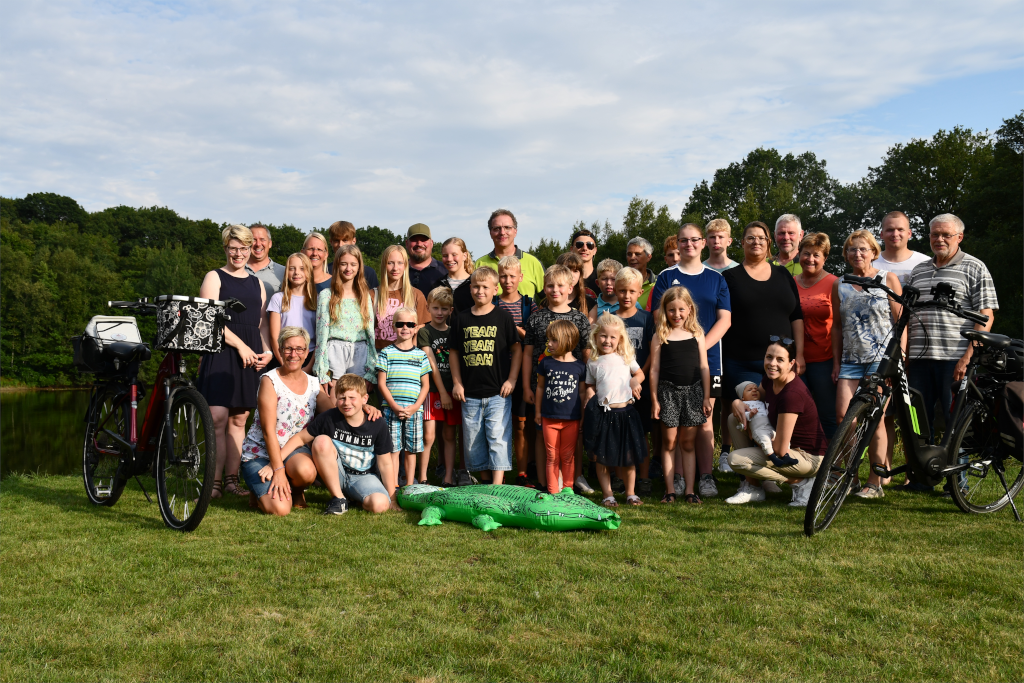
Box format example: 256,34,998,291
418,286,461,486
449,267,522,485
280,374,394,515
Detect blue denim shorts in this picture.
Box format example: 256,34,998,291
332,461,390,507
838,361,881,381
240,446,311,498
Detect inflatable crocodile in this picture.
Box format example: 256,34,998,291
396,484,621,531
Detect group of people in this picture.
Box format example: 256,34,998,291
191,207,1000,516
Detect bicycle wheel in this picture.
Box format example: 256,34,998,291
82,386,129,506
804,397,875,536
946,400,1024,514
155,388,216,531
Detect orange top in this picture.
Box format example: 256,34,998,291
798,273,838,363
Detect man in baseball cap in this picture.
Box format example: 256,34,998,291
406,223,447,297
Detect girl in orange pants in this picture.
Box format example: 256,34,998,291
534,320,587,495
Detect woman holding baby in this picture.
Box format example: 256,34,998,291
724,336,827,507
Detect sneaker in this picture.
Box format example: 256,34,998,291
725,481,766,505
573,475,595,495
718,449,733,473
762,480,783,494
789,478,813,507
636,478,653,496
673,474,685,496
854,483,885,499
515,474,536,488
322,497,349,515
611,476,626,493
455,469,473,487
698,474,718,498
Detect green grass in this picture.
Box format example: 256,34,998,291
1,473,1021,682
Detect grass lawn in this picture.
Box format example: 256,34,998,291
1,472,1021,682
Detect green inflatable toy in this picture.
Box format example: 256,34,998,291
396,484,621,531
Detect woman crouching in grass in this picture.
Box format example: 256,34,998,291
239,327,329,514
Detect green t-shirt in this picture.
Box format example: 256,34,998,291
768,255,802,276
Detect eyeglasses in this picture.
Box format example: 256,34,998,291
393,321,417,329
930,231,959,241
768,335,795,346
574,241,596,250
678,237,704,245
226,247,250,255
744,236,768,244
282,346,308,355
490,225,515,233
846,247,873,254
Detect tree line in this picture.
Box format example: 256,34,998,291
1,113,1019,387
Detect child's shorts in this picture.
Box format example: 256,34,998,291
656,380,706,428
425,391,462,425
384,407,424,453
325,339,369,380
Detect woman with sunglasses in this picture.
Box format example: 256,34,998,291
570,228,599,298
832,229,904,499
719,221,805,475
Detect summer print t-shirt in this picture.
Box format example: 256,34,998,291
618,309,655,370
537,357,586,420
448,306,518,399
304,409,394,472
524,308,591,389
375,344,431,408
417,324,453,392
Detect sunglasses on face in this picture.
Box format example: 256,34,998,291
574,241,596,250
393,321,417,329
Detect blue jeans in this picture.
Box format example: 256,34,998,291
801,361,838,439
908,359,958,440
462,395,512,472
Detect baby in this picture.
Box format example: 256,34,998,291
736,381,775,456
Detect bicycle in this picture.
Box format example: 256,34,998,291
75,297,239,531
804,276,1023,536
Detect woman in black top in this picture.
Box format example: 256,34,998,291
720,222,805,454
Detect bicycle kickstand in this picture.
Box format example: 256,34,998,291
994,466,1022,522
135,476,153,504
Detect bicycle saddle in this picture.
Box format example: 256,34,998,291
103,341,152,363
961,330,1011,350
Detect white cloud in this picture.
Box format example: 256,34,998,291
1,0,1021,256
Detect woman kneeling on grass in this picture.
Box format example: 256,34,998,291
725,337,827,507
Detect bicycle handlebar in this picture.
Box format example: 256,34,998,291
108,300,157,313
841,274,989,325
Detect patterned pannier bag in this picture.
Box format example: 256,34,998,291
154,295,231,353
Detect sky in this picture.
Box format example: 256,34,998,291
2,1,1022,258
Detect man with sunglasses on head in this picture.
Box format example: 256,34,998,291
473,209,545,298
570,228,599,298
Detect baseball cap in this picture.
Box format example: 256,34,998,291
406,223,431,239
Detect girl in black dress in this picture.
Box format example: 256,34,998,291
197,224,273,498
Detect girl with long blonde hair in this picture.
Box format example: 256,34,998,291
649,286,711,504
581,312,647,507
313,244,378,397
374,244,429,350
268,252,317,370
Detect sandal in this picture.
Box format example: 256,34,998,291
224,473,247,497
626,495,643,506
661,492,676,504
211,479,223,499
601,496,618,508
684,493,702,504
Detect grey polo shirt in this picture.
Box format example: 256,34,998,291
246,260,286,295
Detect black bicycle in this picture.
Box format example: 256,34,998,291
804,276,1023,536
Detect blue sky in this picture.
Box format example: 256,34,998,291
2,1,1021,258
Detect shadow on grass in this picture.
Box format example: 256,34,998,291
3,475,167,530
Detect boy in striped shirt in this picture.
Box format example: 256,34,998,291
376,307,432,489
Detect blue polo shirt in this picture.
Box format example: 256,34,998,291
648,265,731,375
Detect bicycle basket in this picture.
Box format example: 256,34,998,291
153,295,230,353
999,381,1023,461
72,316,143,374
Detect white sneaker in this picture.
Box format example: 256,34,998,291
725,481,766,504
762,480,783,494
673,474,685,496
789,478,814,507
698,474,718,498
718,451,733,473
573,475,595,495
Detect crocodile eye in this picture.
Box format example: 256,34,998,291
535,492,551,500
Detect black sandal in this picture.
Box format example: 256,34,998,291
684,493,702,504
661,492,676,503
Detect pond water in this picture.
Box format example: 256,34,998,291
2,390,95,477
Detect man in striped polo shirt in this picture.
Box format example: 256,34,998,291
905,213,998,445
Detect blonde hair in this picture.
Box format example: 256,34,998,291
655,286,703,344
393,306,418,322
441,237,475,275
335,373,368,397
705,218,731,237
222,224,254,247
470,266,499,286
329,245,372,328
589,312,635,365
498,254,521,272
280,253,316,314
843,229,881,261
277,326,310,350
426,286,453,307
544,264,573,287
546,319,579,357
302,232,330,276
614,266,643,289
554,253,588,316
595,258,623,278
377,245,417,318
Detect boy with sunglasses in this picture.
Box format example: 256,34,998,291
376,307,432,490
